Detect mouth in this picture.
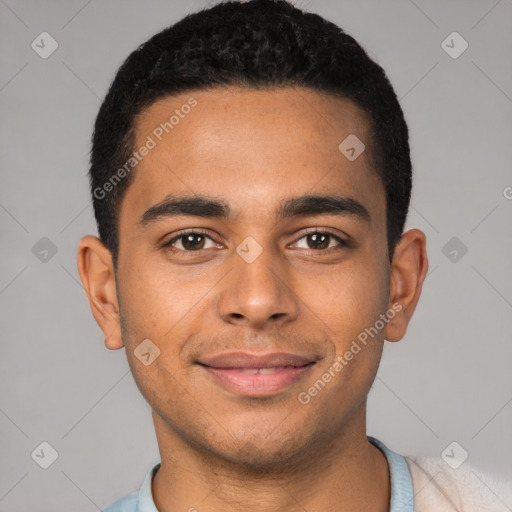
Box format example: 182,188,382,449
196,352,317,397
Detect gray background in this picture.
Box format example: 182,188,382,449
1,0,511,510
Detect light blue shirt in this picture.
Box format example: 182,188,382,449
103,436,413,511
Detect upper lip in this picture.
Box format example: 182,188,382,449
197,351,316,369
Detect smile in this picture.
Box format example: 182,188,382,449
196,352,317,396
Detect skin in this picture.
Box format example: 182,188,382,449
77,86,428,512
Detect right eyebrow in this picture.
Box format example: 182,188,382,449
138,195,231,227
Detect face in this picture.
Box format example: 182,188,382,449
79,86,427,469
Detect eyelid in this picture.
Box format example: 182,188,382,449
290,227,350,249
296,226,348,238
164,228,219,247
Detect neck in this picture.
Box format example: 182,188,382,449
151,406,390,512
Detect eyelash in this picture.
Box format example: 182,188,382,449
162,228,350,255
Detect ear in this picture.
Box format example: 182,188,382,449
77,235,124,350
384,229,428,342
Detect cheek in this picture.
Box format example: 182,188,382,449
117,260,215,371
312,268,387,404
119,260,191,330
308,257,389,340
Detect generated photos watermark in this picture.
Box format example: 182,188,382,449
93,96,198,200
298,302,403,405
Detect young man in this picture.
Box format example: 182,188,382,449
77,1,510,510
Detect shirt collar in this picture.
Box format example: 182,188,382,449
368,436,414,512
137,437,413,512
137,462,160,512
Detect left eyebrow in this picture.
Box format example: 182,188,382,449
277,194,371,223
138,193,371,227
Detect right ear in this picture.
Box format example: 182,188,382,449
77,235,124,349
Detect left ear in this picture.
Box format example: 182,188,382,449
385,228,428,342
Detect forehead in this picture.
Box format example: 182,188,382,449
120,86,384,230
134,86,370,158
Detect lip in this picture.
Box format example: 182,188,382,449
197,351,316,396
198,351,315,369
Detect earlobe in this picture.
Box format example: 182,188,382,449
384,229,428,343
77,235,125,350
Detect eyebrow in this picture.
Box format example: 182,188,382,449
138,193,371,227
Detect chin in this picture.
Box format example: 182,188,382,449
213,440,306,471
201,421,317,471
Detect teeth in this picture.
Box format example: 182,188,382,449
238,367,286,374
258,367,278,374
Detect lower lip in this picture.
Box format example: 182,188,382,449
200,364,315,396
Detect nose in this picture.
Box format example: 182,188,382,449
216,242,299,329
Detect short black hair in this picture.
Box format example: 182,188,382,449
89,0,412,269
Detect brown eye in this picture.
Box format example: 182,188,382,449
163,231,218,252
293,231,348,251
180,233,206,250
306,233,330,250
